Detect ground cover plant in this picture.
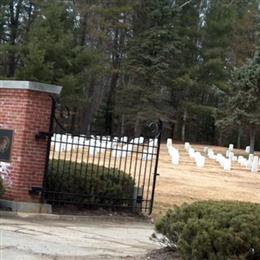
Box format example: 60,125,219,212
155,201,260,259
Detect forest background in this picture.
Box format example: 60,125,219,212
1,0,260,151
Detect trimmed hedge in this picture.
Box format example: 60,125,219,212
46,160,135,207
155,201,260,260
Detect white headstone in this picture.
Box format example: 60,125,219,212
226,150,230,158
203,147,209,154
171,150,180,165
224,159,232,171
232,156,238,162
196,156,205,168
251,156,259,173
228,144,234,151
184,142,190,151
228,151,234,160
167,138,172,148
189,148,195,158
247,154,254,169
208,149,215,159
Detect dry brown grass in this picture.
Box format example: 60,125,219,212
153,144,260,219
50,143,260,219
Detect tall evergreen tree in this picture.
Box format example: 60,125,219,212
0,0,36,77
0,0,259,145
220,56,260,153
115,0,180,135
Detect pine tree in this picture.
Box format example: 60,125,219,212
115,0,180,135
168,0,205,141
217,0,260,152
220,55,260,153
0,0,36,78
17,1,106,132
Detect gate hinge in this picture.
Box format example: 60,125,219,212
156,172,160,176
35,132,53,141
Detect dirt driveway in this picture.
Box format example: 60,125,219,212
0,213,159,260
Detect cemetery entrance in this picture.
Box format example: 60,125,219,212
42,105,162,214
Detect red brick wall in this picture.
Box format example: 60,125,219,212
0,89,52,202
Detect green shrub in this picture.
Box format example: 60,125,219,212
46,160,135,207
0,177,5,197
155,201,260,260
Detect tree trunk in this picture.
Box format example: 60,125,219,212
81,78,95,133
120,114,125,137
105,28,121,135
217,130,223,146
70,107,77,133
8,0,22,77
174,117,181,140
249,127,256,154
105,71,119,135
134,118,141,137
171,122,175,140
181,110,187,142
237,127,242,149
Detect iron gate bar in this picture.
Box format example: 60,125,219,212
149,120,162,214
145,148,156,211
43,105,162,213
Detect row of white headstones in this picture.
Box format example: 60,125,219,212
167,139,259,173
209,144,260,173
51,134,158,160
167,139,206,168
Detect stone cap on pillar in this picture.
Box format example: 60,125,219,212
0,80,62,96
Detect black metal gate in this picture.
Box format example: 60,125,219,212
42,105,162,214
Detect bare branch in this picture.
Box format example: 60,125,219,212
179,0,194,9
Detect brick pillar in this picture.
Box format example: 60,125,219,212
0,81,62,206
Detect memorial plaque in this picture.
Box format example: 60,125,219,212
0,129,13,162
